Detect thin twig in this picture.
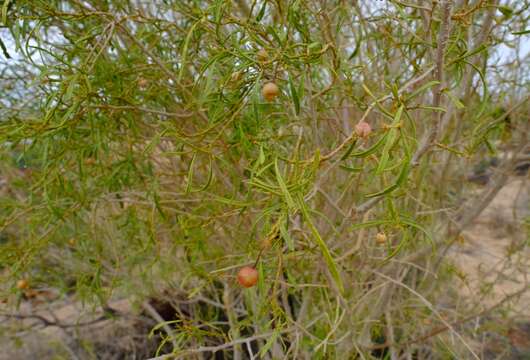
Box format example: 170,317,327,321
411,0,453,166
146,328,294,360
142,301,179,352
0,312,109,329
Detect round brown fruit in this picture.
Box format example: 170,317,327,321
355,121,372,138
237,266,259,288
16,279,29,290
137,77,149,89
375,232,387,244
262,82,279,101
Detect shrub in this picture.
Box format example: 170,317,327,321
0,1,528,358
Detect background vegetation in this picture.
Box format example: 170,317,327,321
0,0,528,358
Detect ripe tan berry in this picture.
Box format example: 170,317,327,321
375,232,387,244
262,82,279,101
355,121,372,138
137,77,149,89
237,266,259,288
16,279,29,290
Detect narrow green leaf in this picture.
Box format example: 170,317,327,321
383,230,409,262
213,0,224,36
400,217,434,249
196,155,214,192
297,194,344,294
1,0,11,25
340,139,358,160
450,43,489,64
252,76,261,121
259,329,280,357
362,83,394,119
257,261,265,294
463,60,488,120
185,152,197,194
258,145,265,165
339,164,363,172
153,191,168,220
279,213,294,251
366,154,410,198
351,134,388,158
143,129,168,156
298,74,305,101
275,157,296,210
178,19,202,82
405,81,440,101
64,74,79,102
349,219,394,231
248,179,283,196
0,36,10,58
444,90,465,109
416,106,447,112
348,38,361,60
289,74,300,115
498,5,513,17
256,1,267,21
376,105,403,174
211,195,252,207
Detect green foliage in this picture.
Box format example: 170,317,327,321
0,0,528,358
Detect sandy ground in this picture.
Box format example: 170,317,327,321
452,178,529,311
450,177,530,358
0,299,140,359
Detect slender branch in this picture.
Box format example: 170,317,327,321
146,328,294,360
142,302,179,352
0,312,109,329
88,104,193,118
412,0,453,165
222,285,242,360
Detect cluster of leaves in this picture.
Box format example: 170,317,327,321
0,0,528,358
